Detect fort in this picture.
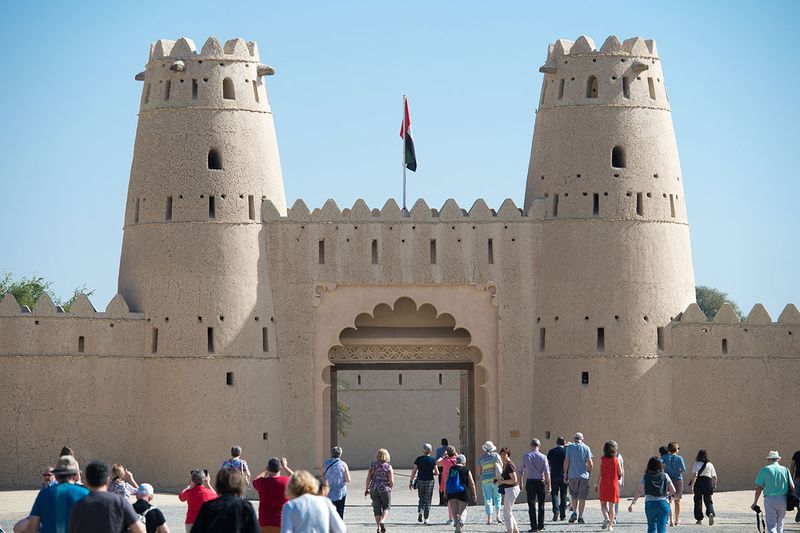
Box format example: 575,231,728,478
0,34,797,493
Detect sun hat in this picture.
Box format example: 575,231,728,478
482,441,496,453
136,483,154,496
574,432,584,442
766,450,781,460
53,455,79,475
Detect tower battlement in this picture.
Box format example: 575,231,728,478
148,36,263,63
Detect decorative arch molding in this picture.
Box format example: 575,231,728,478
311,283,500,467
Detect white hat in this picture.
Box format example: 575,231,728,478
482,441,496,453
766,450,781,460
136,483,154,496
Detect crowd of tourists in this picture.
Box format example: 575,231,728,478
8,439,800,533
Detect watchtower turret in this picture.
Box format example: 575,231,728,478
526,35,695,358
118,36,286,357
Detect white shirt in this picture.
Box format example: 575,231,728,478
692,461,717,478
281,494,346,533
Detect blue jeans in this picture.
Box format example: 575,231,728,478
482,482,501,515
645,500,670,533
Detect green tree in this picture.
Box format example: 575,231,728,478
0,273,94,313
695,285,742,321
336,379,353,438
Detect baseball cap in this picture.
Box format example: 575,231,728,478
136,483,154,496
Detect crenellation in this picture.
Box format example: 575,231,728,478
777,303,800,324
745,303,772,325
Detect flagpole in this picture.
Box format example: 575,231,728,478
402,94,407,215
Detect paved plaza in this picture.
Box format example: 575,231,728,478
2,470,799,532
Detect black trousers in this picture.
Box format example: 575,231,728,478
332,495,346,518
526,479,546,530
693,477,714,520
551,479,568,519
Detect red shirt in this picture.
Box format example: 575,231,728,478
253,475,290,527
178,485,217,524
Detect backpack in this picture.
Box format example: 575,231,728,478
446,467,465,494
138,505,157,524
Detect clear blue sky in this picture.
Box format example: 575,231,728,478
0,0,797,318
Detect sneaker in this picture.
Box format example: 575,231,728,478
796,508,800,522
577,517,585,524
696,520,702,525
418,512,423,523
608,526,614,531
709,515,714,526
380,524,386,533
602,519,610,529
568,513,577,523
446,519,453,525
496,515,504,523
424,519,430,525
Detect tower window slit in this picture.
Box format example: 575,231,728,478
488,238,494,264
596,327,605,353
151,328,158,353
371,239,378,264
648,77,656,99
592,193,600,216
208,149,223,170
134,198,140,223
208,196,216,219
165,196,173,221
586,75,598,98
612,146,626,168
78,336,85,353
248,195,255,220
622,76,630,98
252,80,260,103
581,371,589,385
636,192,644,216
143,83,151,104
226,371,233,386
357,374,361,386
552,194,559,217
207,327,215,353
557,78,565,99
669,194,676,218
398,373,403,386
430,239,437,264
722,338,728,354
539,327,546,352
657,327,665,350
262,327,269,352
222,77,235,100
192,79,198,100
318,240,325,264
438,373,443,385
164,80,171,101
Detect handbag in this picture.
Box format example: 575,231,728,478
498,483,505,495
787,470,799,511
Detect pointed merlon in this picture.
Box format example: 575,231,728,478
288,199,311,221
623,37,650,56
468,199,493,220
680,302,707,323
439,199,463,221
318,199,342,221
497,198,522,219
246,41,260,60
170,37,196,58
349,199,372,221
552,39,574,57
33,293,58,316
546,43,555,61
644,39,659,56
570,35,596,55
745,304,772,325
0,293,22,315
600,35,623,53
380,199,403,221
409,199,433,221
777,304,800,325
150,39,175,60
68,294,96,317
713,303,740,325
105,294,131,318
201,36,224,57
224,38,250,58
261,199,282,221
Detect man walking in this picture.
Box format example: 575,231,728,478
23,456,89,533
69,460,145,532
519,438,551,532
563,432,593,524
132,483,170,533
752,450,795,533
547,437,568,521
662,442,687,526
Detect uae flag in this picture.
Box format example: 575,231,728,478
400,96,417,171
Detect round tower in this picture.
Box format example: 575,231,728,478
526,36,695,478
118,36,286,357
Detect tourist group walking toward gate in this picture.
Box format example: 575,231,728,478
10,438,800,533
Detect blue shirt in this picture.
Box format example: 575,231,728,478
29,482,90,533
565,442,593,480
520,449,550,481
435,446,447,461
323,458,348,502
662,454,686,480
281,493,346,533
755,463,792,497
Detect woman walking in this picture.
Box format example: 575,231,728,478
628,457,676,533
498,447,520,533
445,454,477,533
686,449,717,525
477,441,503,524
364,448,394,533
437,446,458,525
280,470,346,533
410,443,438,524
323,446,351,519
596,441,623,530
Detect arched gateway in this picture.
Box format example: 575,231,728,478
312,284,500,468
